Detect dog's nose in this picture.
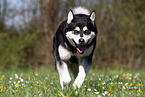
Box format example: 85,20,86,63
79,38,85,44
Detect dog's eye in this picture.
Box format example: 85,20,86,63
74,30,79,34
84,30,90,35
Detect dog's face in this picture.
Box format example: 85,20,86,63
65,10,97,54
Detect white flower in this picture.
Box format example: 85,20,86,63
99,78,101,80
102,82,106,85
87,88,91,91
18,80,20,83
94,89,97,91
14,74,18,79
94,92,99,94
122,86,126,90
35,73,38,76
19,78,24,82
10,77,12,80
45,77,48,79
110,82,113,85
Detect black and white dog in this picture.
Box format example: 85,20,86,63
53,7,98,89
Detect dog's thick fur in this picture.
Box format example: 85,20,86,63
53,7,98,89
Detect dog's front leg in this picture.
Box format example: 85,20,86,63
56,61,71,89
73,57,91,89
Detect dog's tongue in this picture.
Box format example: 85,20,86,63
77,45,86,54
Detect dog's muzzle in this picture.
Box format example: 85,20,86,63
73,38,86,54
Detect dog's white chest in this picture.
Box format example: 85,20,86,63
58,45,71,60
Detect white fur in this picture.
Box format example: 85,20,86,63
56,61,71,89
73,65,86,89
73,7,90,15
59,45,71,60
66,26,95,46
75,26,80,31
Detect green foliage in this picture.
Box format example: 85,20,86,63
0,30,41,68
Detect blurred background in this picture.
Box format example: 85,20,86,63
0,0,145,70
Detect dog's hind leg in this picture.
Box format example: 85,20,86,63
56,61,71,89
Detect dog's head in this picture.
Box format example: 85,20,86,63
65,7,97,54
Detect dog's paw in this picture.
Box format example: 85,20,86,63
73,77,84,89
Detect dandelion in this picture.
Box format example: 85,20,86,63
15,90,18,92
115,75,119,78
123,74,126,77
137,89,142,93
0,85,3,90
13,81,16,84
125,77,129,79
137,83,143,86
83,88,86,90
84,79,87,81
30,86,33,89
114,82,118,85
97,84,101,86
0,77,3,80
16,83,19,87
130,83,134,86
38,85,42,88
40,82,43,84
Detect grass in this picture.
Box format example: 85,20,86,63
0,67,145,97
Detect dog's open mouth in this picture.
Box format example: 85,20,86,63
77,44,86,54
72,39,86,54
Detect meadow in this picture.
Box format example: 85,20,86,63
0,67,144,97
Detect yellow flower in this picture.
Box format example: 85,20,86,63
116,75,119,78
114,82,118,85
130,83,134,86
15,90,18,92
16,83,19,87
84,79,87,81
97,84,101,86
13,81,16,84
22,86,24,88
130,87,133,89
40,82,43,84
30,86,33,89
0,85,3,89
137,83,143,86
0,78,3,80
28,77,30,80
125,77,129,79
123,74,126,77
58,94,61,96
38,85,42,88
109,89,113,92
83,88,86,90
137,89,142,93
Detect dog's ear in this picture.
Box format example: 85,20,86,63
90,10,95,22
67,9,74,24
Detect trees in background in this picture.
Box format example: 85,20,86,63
0,0,144,69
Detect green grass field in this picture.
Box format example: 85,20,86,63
0,67,144,97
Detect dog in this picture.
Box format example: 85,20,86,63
53,7,98,89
